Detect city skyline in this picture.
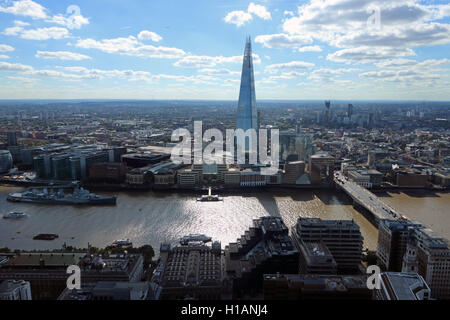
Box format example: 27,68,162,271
0,0,449,101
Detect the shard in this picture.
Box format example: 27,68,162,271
236,36,258,151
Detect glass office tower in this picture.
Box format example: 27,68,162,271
236,37,259,153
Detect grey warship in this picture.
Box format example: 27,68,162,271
7,187,117,205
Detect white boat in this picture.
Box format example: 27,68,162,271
196,187,223,202
3,212,28,219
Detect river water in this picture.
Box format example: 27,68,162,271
0,186,448,253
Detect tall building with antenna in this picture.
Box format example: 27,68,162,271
236,36,259,154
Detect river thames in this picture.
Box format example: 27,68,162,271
0,186,448,253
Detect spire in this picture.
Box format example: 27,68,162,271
244,35,252,59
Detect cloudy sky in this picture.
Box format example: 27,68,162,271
0,0,449,100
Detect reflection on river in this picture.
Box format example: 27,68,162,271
0,185,447,253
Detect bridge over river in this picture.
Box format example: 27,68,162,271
334,171,408,228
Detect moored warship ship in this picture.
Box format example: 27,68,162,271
7,187,117,205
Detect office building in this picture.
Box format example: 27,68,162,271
7,131,17,146
0,150,13,173
309,153,335,186
224,168,241,186
177,169,201,187
151,241,223,300
279,131,314,164
153,168,176,186
225,217,299,298
32,146,117,181
292,218,363,272
347,170,371,188
122,153,170,168
89,162,127,183
415,229,450,300
376,219,422,272
347,104,353,118
367,149,389,168
240,168,267,187
282,160,305,185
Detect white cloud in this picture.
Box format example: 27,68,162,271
308,68,358,82
7,76,37,84
224,10,252,27
3,18,70,40
281,0,450,67
138,30,163,42
284,10,294,17
0,44,14,52
255,33,312,48
0,0,47,19
248,3,271,20
224,3,271,27
75,36,185,59
359,58,450,87
36,51,91,61
375,58,450,69
0,61,33,72
19,27,70,40
13,20,30,27
199,68,240,76
335,23,450,48
262,71,306,82
174,54,261,68
298,45,322,52
3,26,22,36
1,2,89,31
374,58,418,68
0,55,9,59
327,46,416,64
265,61,315,74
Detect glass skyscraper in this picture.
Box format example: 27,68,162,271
236,37,258,152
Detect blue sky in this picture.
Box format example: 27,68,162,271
0,0,450,100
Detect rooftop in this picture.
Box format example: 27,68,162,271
381,272,430,300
